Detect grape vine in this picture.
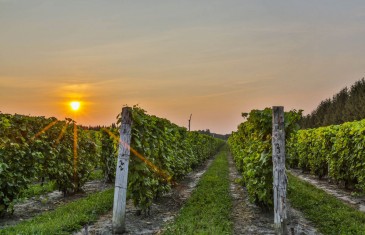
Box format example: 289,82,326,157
228,108,301,207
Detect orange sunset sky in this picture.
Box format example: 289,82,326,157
1,1,365,134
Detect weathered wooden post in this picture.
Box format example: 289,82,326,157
272,106,287,235
188,114,192,131
112,107,132,234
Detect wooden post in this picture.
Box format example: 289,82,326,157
73,121,78,188
188,114,192,131
272,106,287,235
112,107,132,234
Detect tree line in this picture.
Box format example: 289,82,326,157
197,129,230,140
300,78,365,129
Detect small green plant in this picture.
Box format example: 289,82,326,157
19,181,56,199
88,169,104,181
40,197,48,205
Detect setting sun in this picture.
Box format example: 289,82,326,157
70,101,81,111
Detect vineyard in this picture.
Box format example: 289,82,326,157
227,108,302,207
1,106,365,234
0,114,98,215
287,119,365,191
228,108,365,234
0,107,225,233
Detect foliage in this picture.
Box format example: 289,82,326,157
164,146,232,235
0,114,40,215
0,114,98,216
49,122,98,195
0,106,223,216
19,181,56,200
88,169,104,181
228,108,302,207
99,128,118,183
301,78,365,128
197,129,231,140
122,106,224,210
287,119,365,191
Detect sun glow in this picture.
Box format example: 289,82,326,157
70,101,81,111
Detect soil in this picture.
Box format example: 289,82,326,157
73,157,215,235
228,153,275,235
227,153,321,235
76,154,322,235
289,169,365,213
0,180,112,228
1,155,331,234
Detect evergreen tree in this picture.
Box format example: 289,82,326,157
300,78,365,128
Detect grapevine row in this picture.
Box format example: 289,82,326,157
227,108,301,207
102,106,224,210
0,114,98,215
287,119,365,191
0,107,223,215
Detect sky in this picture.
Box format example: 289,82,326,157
1,0,365,134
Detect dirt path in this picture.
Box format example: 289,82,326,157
1,154,331,234
73,157,216,235
228,152,275,234
289,169,365,213
228,153,321,235
0,180,112,228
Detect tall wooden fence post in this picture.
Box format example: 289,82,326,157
272,106,287,235
112,107,132,234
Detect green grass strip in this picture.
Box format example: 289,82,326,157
0,189,114,235
164,146,232,235
288,173,365,234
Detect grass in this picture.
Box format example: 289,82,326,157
88,169,104,181
16,169,104,203
19,181,56,200
0,189,114,235
288,173,365,234
164,146,232,235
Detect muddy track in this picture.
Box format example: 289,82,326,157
73,157,216,235
290,169,365,213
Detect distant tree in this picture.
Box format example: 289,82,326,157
346,78,365,121
300,78,365,128
197,129,230,140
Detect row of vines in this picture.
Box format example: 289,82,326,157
103,106,224,210
0,114,98,215
227,108,301,207
229,107,365,208
287,119,365,191
0,106,223,215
